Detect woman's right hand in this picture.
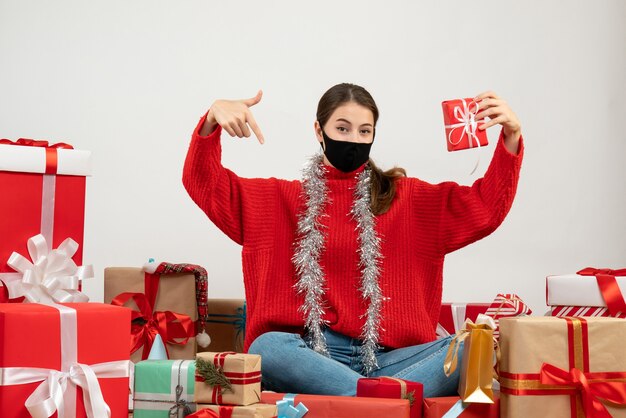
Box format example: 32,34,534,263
201,90,265,144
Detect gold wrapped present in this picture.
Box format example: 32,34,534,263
198,299,246,353
194,352,261,406
104,265,198,362
499,316,626,417
444,314,497,403
196,403,276,418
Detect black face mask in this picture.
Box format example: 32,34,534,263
320,128,375,173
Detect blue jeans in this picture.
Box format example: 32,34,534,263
248,328,461,398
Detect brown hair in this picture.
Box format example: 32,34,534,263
316,83,406,215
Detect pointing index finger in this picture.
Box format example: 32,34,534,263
246,110,265,144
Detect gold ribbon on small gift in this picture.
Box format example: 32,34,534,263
444,314,499,403
379,377,416,406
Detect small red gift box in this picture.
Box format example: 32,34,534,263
442,98,488,151
0,138,91,301
423,394,499,418
357,377,423,418
261,392,410,418
0,303,131,417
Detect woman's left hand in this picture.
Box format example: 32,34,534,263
474,91,522,154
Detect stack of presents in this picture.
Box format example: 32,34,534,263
2,124,626,418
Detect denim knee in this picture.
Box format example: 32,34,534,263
248,331,302,359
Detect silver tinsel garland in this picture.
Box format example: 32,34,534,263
292,153,384,375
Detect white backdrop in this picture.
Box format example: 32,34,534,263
1,1,624,315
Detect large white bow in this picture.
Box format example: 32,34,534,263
0,361,129,418
4,234,93,303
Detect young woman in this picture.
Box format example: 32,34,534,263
183,83,523,397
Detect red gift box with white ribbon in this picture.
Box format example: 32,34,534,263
0,138,91,301
442,98,488,152
0,303,131,417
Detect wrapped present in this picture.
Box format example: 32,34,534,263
442,98,488,152
438,295,531,340
198,299,247,353
261,392,410,418
422,394,499,418
0,138,91,301
356,377,423,418
105,261,209,362
0,303,131,417
499,316,626,417
551,305,626,319
196,403,277,418
437,303,490,338
194,352,261,406
133,359,196,418
546,267,626,316
444,315,497,404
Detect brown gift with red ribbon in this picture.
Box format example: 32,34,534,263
105,264,203,362
499,316,626,417
194,352,262,406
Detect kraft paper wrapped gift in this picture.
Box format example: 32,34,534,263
133,359,196,418
499,316,626,418
194,352,261,406
422,394,499,418
195,403,276,418
105,264,199,362
0,303,131,418
444,315,497,404
198,299,246,353
357,377,423,418
261,392,411,418
0,138,91,301
441,98,488,152
547,268,626,317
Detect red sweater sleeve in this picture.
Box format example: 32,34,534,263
435,130,524,255
182,114,244,245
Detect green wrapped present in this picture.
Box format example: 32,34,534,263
134,359,196,418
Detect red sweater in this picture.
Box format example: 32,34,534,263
183,115,524,351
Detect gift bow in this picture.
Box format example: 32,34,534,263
443,314,498,377
0,138,73,149
276,394,308,418
577,267,626,315
539,363,626,418
445,99,483,149
0,360,129,418
4,234,92,304
168,384,193,417
111,292,194,360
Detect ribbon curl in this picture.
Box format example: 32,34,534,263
276,394,308,418
540,363,626,418
111,292,194,360
5,234,93,304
